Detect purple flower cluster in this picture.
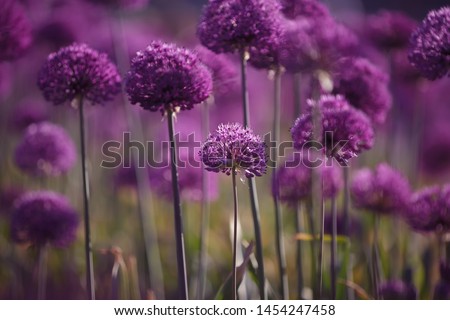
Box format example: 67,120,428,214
378,280,417,300
404,185,450,233
366,10,417,51
332,57,392,125
291,95,374,164
0,0,32,61
38,43,121,105
350,163,411,215
280,0,330,20
11,191,79,247
197,0,283,54
14,122,76,177
200,123,267,178
408,7,450,80
126,41,212,113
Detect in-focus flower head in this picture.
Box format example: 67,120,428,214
200,123,267,178
38,43,121,105
280,0,330,20
366,10,417,51
378,280,417,300
291,95,374,165
350,163,411,214
408,7,450,80
14,122,76,177
0,0,32,61
197,0,283,54
404,184,450,233
11,191,79,247
126,41,212,113
195,46,238,97
332,57,392,125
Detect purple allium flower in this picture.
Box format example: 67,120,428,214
291,95,374,165
408,7,450,80
404,185,450,233
200,123,267,178
273,152,342,204
366,10,417,51
323,212,361,237
0,0,32,61
350,163,411,215
11,191,79,247
10,100,49,132
195,46,238,97
280,18,358,74
38,43,121,105
378,280,417,300
14,122,76,177
126,41,212,113
279,0,330,20
332,57,392,125
197,0,283,54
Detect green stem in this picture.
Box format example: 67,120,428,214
295,201,304,299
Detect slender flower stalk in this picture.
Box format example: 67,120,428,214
372,215,381,299
294,201,304,299
240,49,266,299
330,196,338,299
37,244,48,300
231,168,239,300
342,167,354,299
77,96,95,300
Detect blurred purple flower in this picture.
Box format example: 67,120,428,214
126,41,212,113
10,100,49,132
0,187,24,217
351,163,411,215
195,46,238,97
14,122,76,177
420,122,450,175
279,0,330,20
291,95,374,165
38,43,121,105
404,185,450,233
366,10,417,51
35,20,77,49
200,123,267,178
323,212,361,237
332,57,392,125
379,280,417,300
434,281,450,299
197,0,283,54
0,0,32,61
408,7,450,80
11,191,79,247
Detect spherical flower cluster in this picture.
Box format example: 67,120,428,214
291,95,374,165
10,101,49,132
350,163,411,214
366,10,417,51
200,123,267,178
378,280,417,300
280,0,330,20
38,43,121,105
197,0,283,54
195,46,238,97
126,41,212,113
14,122,76,177
408,7,450,80
0,0,32,61
11,191,79,247
332,57,392,125
404,185,450,233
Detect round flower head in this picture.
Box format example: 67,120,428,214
197,0,283,54
195,46,238,97
408,7,450,80
11,191,79,247
350,163,411,214
0,0,32,61
126,41,212,113
332,57,392,125
14,122,76,177
280,0,330,20
10,100,49,132
291,95,374,165
378,280,417,300
38,43,122,105
200,123,267,178
404,185,450,233
366,10,417,51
